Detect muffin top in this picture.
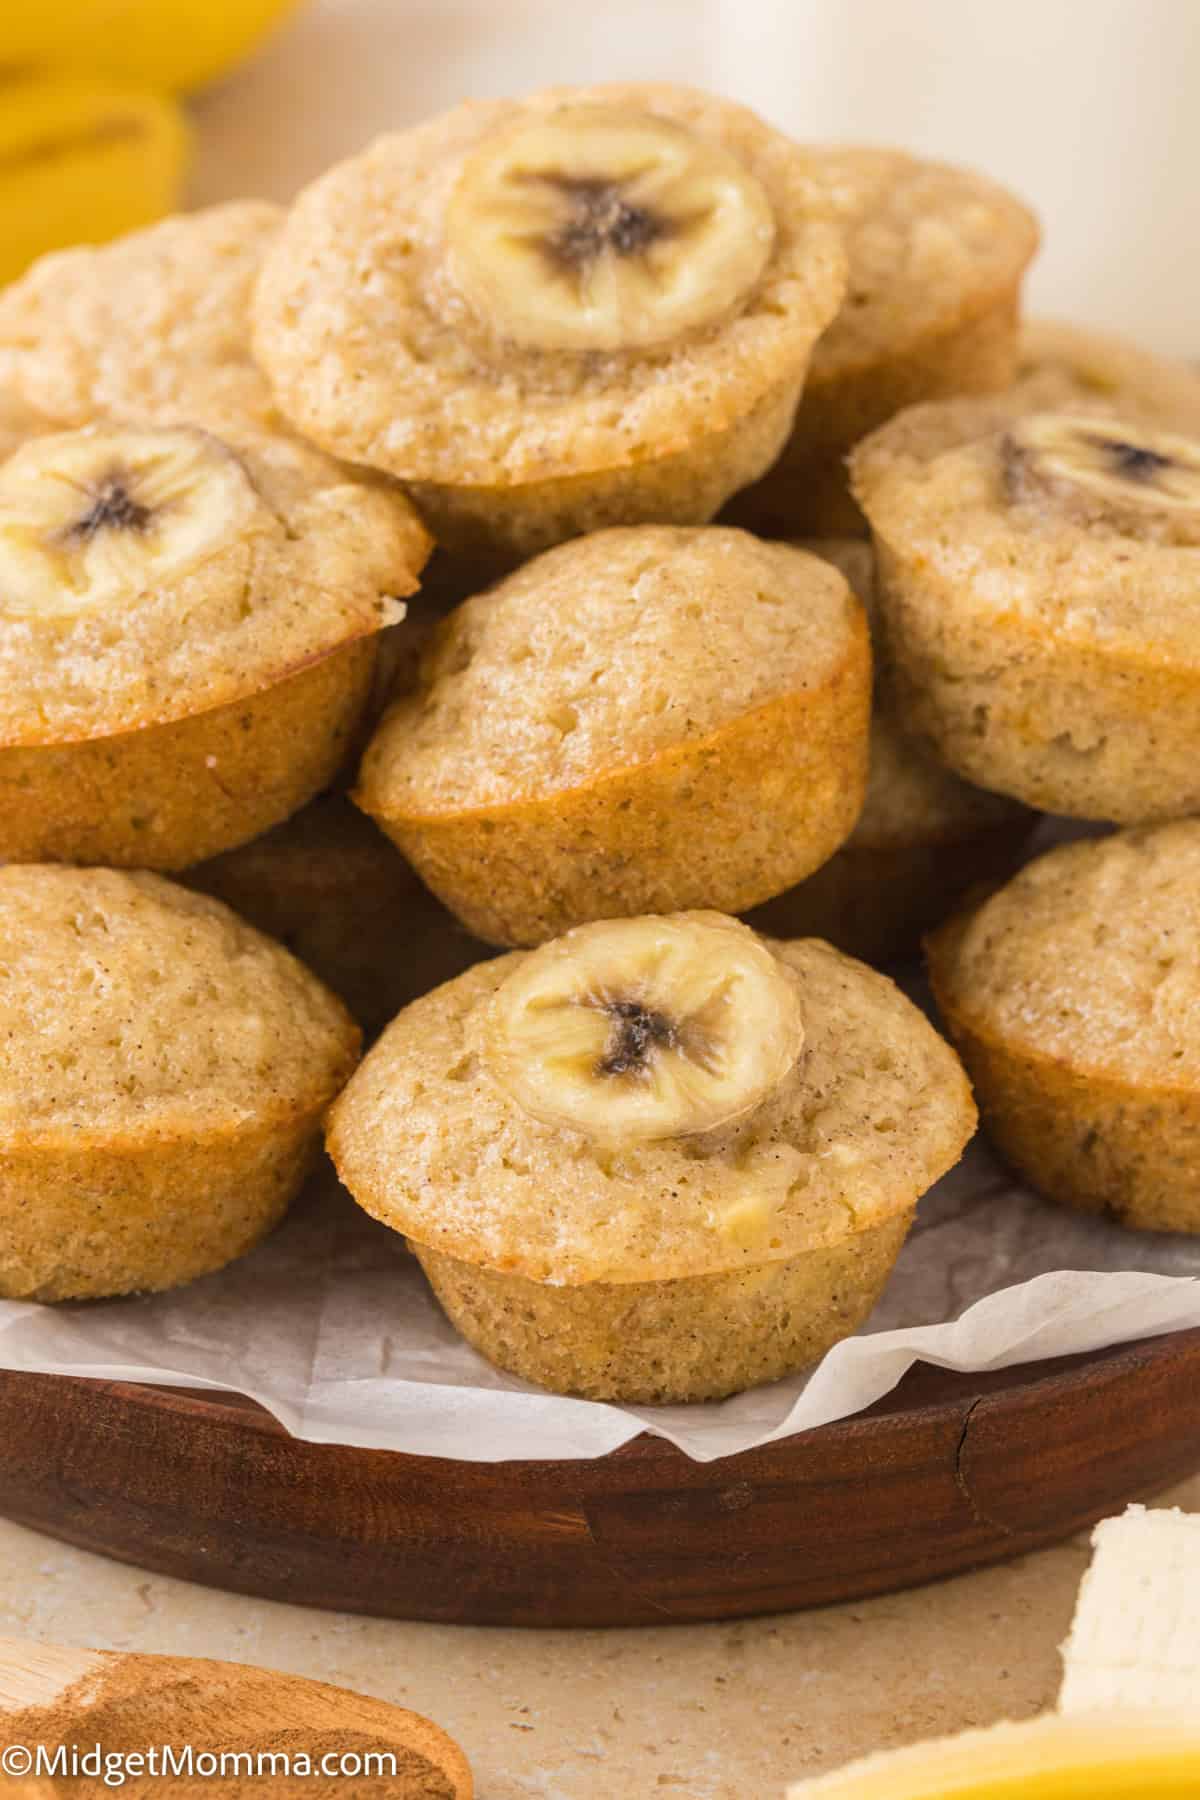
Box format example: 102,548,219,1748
358,526,865,813
0,420,430,746
929,822,1200,1088
0,203,283,434
806,147,1038,383
327,914,974,1283
1018,318,1200,435
0,389,42,460
0,866,359,1145
851,394,1200,663
801,538,1029,849
252,83,847,485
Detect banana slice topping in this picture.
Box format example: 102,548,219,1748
446,105,776,353
0,425,273,619
482,913,804,1142
1005,411,1200,544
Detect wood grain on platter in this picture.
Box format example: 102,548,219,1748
0,1330,1197,1628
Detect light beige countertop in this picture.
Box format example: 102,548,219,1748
5,1480,1196,1797
3,8,1195,1797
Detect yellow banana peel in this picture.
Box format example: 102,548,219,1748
787,1713,1200,1798
0,70,188,285
0,0,301,94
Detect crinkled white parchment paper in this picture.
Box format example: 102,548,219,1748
1,1134,1199,1463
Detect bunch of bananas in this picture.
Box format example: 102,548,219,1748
0,0,299,284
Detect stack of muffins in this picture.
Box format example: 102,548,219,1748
2,81,1198,1406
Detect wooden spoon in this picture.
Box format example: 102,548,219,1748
0,1635,472,1797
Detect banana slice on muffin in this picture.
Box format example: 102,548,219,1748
252,83,848,561
746,539,1037,961
328,912,976,1403
484,911,805,1142
0,866,359,1301
851,392,1200,823
0,420,429,868
354,525,871,946
928,821,1200,1237
445,104,777,354
728,147,1038,537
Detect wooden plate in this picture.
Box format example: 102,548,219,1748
0,1330,1197,1627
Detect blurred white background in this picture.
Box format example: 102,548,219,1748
192,0,1199,353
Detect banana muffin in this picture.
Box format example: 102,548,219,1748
851,395,1200,821
0,866,359,1300
1017,317,1200,433
186,793,492,1038
0,419,430,867
253,83,848,561
0,202,283,433
746,539,1036,960
329,911,975,1401
728,147,1038,537
928,822,1200,1235
356,525,871,946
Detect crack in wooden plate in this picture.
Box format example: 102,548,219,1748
0,1333,1197,1627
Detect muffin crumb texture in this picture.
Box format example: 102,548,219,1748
0,201,285,433
726,145,1038,534
367,526,862,810
931,824,1200,1086
328,934,975,1286
0,423,428,748
357,526,871,943
0,865,360,1300
252,83,848,485
810,146,1038,379
929,822,1200,1236
0,866,358,1137
851,393,1200,821
415,1216,911,1402
1017,317,1200,434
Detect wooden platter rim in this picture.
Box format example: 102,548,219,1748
3,1329,1198,1626
15,1321,1200,1466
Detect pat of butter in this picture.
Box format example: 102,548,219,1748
1060,1505,1200,1715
